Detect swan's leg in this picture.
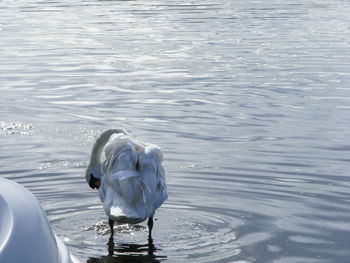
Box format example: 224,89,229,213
109,218,114,236
147,234,155,256
107,235,114,256
147,217,154,237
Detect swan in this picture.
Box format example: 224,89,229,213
85,129,167,237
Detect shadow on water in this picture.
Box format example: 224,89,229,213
87,236,167,263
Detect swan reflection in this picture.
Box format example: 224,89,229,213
87,236,167,263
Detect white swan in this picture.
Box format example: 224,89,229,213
85,129,167,236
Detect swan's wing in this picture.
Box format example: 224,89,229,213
108,170,144,203
103,135,138,174
103,140,143,203
153,148,167,207
138,145,167,207
156,163,167,192
138,147,157,192
141,144,166,186
154,163,167,208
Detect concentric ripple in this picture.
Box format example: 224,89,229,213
157,205,241,262
52,203,243,262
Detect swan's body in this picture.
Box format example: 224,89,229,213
85,129,167,235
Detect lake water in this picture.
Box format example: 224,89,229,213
1,0,350,262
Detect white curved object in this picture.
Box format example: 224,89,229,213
85,129,167,224
0,178,79,263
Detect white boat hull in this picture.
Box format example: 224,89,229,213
0,178,78,263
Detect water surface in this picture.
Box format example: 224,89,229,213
1,0,350,262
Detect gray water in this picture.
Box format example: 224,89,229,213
1,0,350,262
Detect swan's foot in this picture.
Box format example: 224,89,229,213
109,218,114,237
147,217,153,238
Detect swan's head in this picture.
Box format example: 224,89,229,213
85,165,101,190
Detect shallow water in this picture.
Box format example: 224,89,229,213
1,0,350,262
